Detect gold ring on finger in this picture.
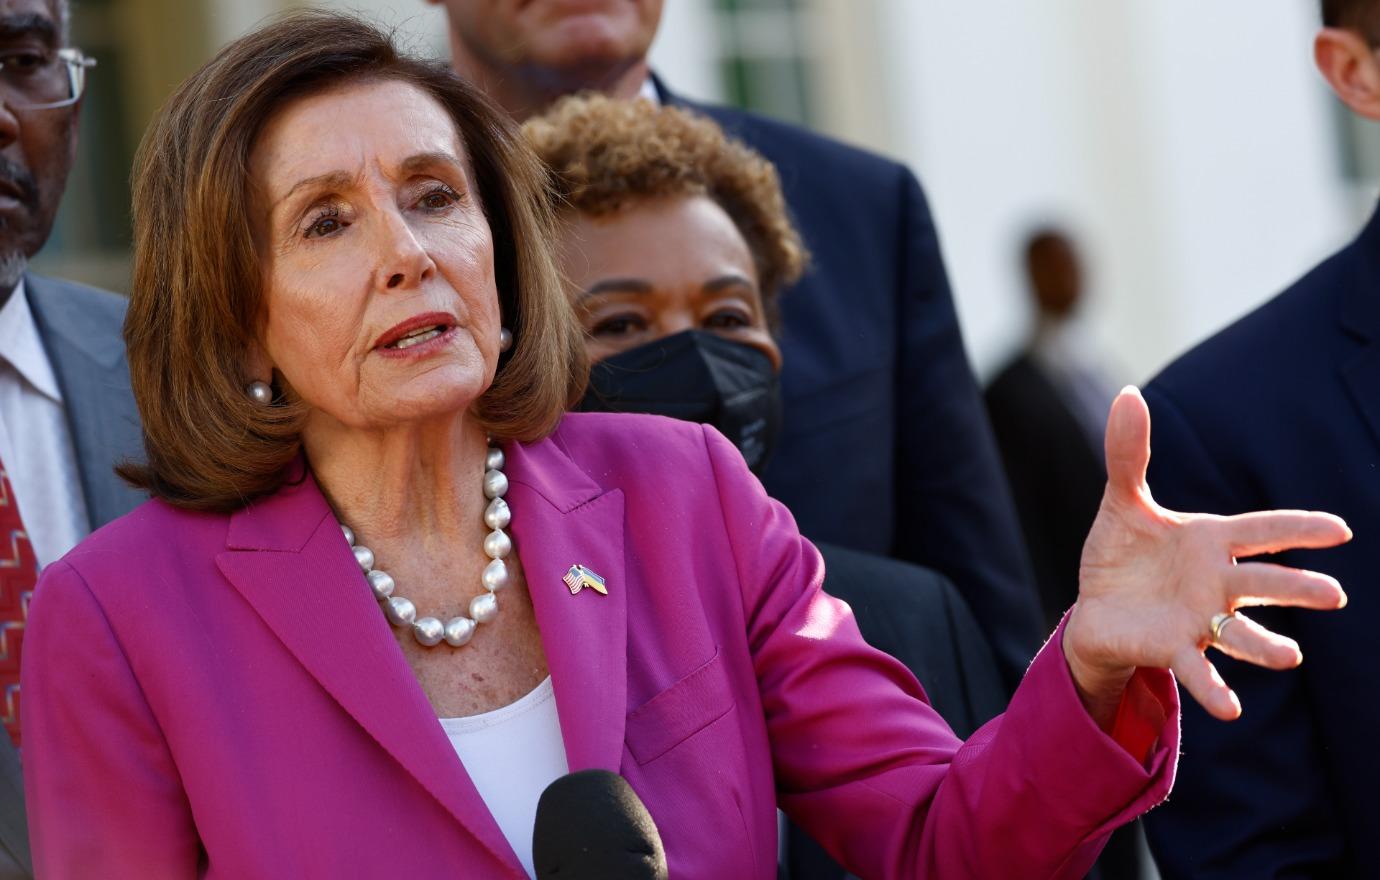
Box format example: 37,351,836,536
1209,611,1238,644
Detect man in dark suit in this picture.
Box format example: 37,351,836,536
0,0,143,875
986,228,1111,632
429,0,1045,687
1141,4,1380,876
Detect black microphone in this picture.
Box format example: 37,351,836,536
531,769,668,879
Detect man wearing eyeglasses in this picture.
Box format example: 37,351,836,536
0,1,139,876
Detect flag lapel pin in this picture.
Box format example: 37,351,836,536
562,564,608,596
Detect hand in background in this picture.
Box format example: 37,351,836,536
1064,387,1350,726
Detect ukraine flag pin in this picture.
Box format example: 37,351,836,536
562,564,608,596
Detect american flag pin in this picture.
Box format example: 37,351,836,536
562,564,608,596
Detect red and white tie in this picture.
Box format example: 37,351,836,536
0,457,36,749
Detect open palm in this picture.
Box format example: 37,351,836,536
1064,388,1350,721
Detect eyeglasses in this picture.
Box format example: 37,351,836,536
0,47,94,111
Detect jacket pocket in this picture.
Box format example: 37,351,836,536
625,648,733,765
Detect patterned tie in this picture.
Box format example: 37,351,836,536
0,458,36,749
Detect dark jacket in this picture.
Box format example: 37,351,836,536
985,353,1105,631
1141,206,1380,878
659,81,1045,687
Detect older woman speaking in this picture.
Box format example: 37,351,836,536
21,12,1350,880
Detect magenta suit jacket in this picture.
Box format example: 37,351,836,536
23,413,1177,878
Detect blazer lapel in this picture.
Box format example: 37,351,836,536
1339,211,1380,450
213,466,518,873
505,432,628,773
1341,345,1380,450
25,275,144,529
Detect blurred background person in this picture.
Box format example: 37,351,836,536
987,225,1144,880
525,92,1006,879
428,0,1047,690
0,0,141,876
1141,2,1380,876
986,227,1116,632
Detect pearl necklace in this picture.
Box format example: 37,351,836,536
340,444,513,648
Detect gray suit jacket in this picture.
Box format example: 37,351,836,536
1,274,144,878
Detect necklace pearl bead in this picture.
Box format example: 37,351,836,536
483,529,512,559
469,592,498,623
413,617,445,647
341,443,513,649
484,498,511,530
483,469,508,500
481,558,510,592
485,448,505,471
352,545,375,573
385,596,417,627
443,616,476,647
366,570,395,600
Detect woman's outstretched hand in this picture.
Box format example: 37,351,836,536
1063,387,1351,726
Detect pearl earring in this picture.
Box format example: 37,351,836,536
499,328,513,353
246,381,273,405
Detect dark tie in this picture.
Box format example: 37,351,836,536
0,457,36,749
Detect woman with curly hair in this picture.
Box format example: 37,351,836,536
524,93,805,473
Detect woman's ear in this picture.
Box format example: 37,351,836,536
244,340,274,386
1316,27,1380,121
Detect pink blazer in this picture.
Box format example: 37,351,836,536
23,413,1177,878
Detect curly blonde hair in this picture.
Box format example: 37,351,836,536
522,93,807,318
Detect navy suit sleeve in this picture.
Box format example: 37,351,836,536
1141,385,1345,879
890,170,1044,688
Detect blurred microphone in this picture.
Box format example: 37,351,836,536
531,769,668,879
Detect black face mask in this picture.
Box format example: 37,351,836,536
577,330,782,474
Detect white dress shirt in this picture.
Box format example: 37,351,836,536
0,280,89,569
440,677,568,879
1030,316,1119,454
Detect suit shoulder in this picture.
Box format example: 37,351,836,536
58,498,227,585
546,412,747,502
27,273,127,319
1149,246,1350,410
691,101,912,189
552,411,712,462
985,354,1040,398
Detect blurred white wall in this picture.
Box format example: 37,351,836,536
869,1,1358,381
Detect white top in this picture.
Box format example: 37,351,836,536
0,280,89,569
440,677,568,878
637,75,660,105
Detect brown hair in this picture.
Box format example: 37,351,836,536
521,93,807,324
119,10,588,511
1323,0,1380,40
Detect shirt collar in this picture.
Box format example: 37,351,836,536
637,75,660,105
0,278,63,403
